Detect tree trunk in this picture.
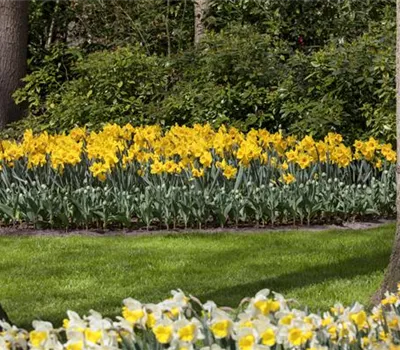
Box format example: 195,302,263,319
372,0,400,304
0,0,29,128
194,0,208,45
0,303,10,325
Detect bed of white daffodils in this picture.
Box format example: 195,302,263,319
2,287,400,350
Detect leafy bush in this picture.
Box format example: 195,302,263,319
278,16,396,142
151,26,291,130
2,286,400,349
11,46,172,135
208,0,395,48
11,14,396,143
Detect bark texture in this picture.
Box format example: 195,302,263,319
0,0,29,128
0,303,10,325
373,0,400,304
194,0,208,45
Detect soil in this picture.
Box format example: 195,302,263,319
0,219,395,237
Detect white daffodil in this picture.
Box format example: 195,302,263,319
253,316,277,347
0,337,8,350
65,311,87,332
29,321,62,350
159,290,189,320
208,309,233,339
173,318,204,344
234,327,259,350
277,319,314,348
246,289,278,318
275,309,305,327
152,319,174,345
121,298,146,327
143,303,163,329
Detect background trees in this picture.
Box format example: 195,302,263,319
0,0,397,144
0,0,29,128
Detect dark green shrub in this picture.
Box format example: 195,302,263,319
11,46,172,135
9,11,396,143
275,16,395,142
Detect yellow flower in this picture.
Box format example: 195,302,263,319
29,331,47,348
354,140,364,150
281,162,289,171
153,324,173,344
66,341,83,350
177,324,196,342
328,325,337,340
192,168,204,178
200,152,213,168
238,334,255,350
261,328,276,346
288,328,303,346
146,313,156,329
122,307,145,324
223,165,237,180
296,153,313,169
350,310,367,329
282,173,296,184
63,319,70,329
210,320,231,339
254,299,280,315
150,160,164,175
321,316,333,327
84,328,102,344
288,328,312,346
382,295,398,305
279,313,294,326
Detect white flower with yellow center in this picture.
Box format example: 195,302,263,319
143,304,163,329
277,319,314,347
29,321,62,350
208,309,233,339
276,309,305,327
235,327,258,350
122,299,147,327
173,318,204,344
253,317,277,347
153,319,174,345
246,289,285,318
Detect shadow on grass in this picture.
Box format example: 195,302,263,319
198,250,389,306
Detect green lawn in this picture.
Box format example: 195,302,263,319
0,224,395,329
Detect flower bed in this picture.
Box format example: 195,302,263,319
0,124,395,228
1,288,400,349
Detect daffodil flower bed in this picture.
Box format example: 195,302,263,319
2,287,400,350
0,124,395,228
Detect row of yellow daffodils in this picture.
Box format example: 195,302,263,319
3,287,400,350
0,124,395,182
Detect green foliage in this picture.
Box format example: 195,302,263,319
276,16,396,141
13,45,81,121
29,0,194,58
0,155,395,229
12,46,172,134
12,18,397,142
152,26,291,130
208,0,394,48
8,0,397,141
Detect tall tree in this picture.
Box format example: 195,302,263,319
194,0,208,45
373,0,400,303
0,0,29,128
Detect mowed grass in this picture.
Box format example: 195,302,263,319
0,224,395,329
